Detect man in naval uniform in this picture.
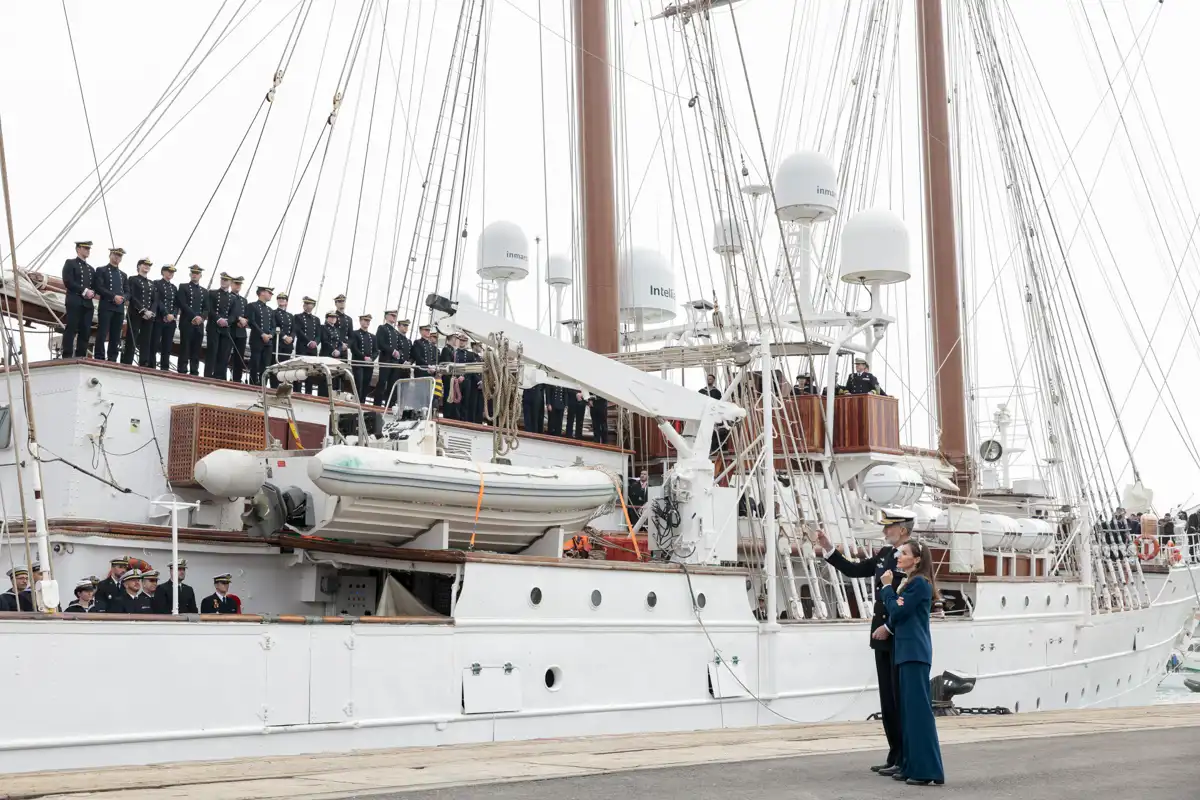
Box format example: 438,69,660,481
201,573,239,614
271,292,297,389
374,310,404,407
463,338,484,423
205,273,233,378
155,559,198,615
0,565,34,612
139,569,163,612
318,310,347,398
845,356,886,396
349,314,378,404
106,569,153,614
92,247,129,362
228,276,250,383
247,286,276,387
94,557,129,612
294,297,322,394
544,384,566,437
177,266,207,376
410,323,437,382
565,389,586,439
816,509,913,775
64,578,99,613
333,294,353,349
122,258,156,367
61,240,97,358
153,264,179,371
588,393,609,444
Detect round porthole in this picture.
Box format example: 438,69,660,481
590,589,602,608
1045,595,1051,607
1024,596,1030,608
1001,596,1007,608
646,591,658,609
697,592,707,609
529,587,543,606
544,666,563,691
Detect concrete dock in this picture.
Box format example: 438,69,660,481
4,705,1199,800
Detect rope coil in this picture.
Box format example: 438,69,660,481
482,334,521,457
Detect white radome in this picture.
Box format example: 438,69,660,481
838,208,912,285
774,151,839,221
711,215,743,255
477,220,530,282
546,253,573,287
619,247,678,324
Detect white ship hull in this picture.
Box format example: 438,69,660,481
2,556,1196,775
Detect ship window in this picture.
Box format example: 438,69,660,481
0,404,10,449
1024,596,1030,608
1001,596,1007,608
544,666,562,691
646,591,658,609
696,592,707,609
529,587,543,607
590,589,602,608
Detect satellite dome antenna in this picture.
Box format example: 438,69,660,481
476,221,530,320
619,248,678,332
838,208,912,317
545,253,573,341
774,151,839,315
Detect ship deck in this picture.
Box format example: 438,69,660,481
4,704,1196,799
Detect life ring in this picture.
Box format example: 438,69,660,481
1136,534,1160,561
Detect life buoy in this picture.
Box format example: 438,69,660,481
1136,534,1160,561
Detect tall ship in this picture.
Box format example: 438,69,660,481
0,0,1197,775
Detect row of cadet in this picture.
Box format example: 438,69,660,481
0,558,239,615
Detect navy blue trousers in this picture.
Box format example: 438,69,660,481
898,661,944,782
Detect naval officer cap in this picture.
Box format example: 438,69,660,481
854,356,869,365
74,578,96,594
325,310,338,319
880,508,916,526
161,264,177,274
74,240,93,248
231,276,244,285
257,286,274,295
168,559,188,568
276,292,288,301
137,258,152,267
213,573,232,584
140,569,160,581
110,556,130,567
334,294,346,302
121,569,143,583
189,265,203,274
219,272,232,281
6,565,28,579
302,296,316,305
109,247,127,256
359,314,372,322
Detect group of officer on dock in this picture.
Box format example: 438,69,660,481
2,558,239,615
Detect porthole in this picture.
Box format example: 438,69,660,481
544,666,563,691
1001,596,1007,608
646,591,658,610
1045,595,1051,607
1024,596,1030,608
697,592,707,609
529,587,543,607
590,589,602,608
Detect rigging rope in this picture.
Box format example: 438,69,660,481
481,334,521,458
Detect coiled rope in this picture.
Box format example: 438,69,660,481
482,334,521,458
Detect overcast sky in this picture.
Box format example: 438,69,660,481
2,0,1199,509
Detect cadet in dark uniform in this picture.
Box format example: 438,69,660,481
155,559,198,614
318,310,346,398
228,276,249,383
122,258,156,367
139,569,163,613
845,357,886,395
793,372,819,395
349,314,378,404
816,509,913,774
153,264,179,371
333,294,353,350
201,573,239,614
410,324,437,380
247,286,275,386
464,338,484,423
64,578,99,613
93,247,129,362
522,382,544,433
565,389,586,439
94,557,129,612
0,565,34,612
588,394,609,443
439,334,458,419
294,297,322,393
107,569,153,614
205,273,233,378
374,310,404,407
61,240,97,358
177,266,207,376
271,293,297,388
545,384,566,436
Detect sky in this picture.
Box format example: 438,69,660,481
2,0,1199,509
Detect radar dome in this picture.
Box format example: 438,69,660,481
712,215,742,255
775,151,839,221
838,209,911,285
546,253,573,287
476,221,530,282
619,247,677,324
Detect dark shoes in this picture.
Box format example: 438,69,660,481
890,772,908,781
877,766,901,777
870,764,892,773
905,778,945,786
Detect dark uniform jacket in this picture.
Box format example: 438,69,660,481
335,311,353,345
208,287,231,324
179,282,208,324
62,257,96,304
295,312,322,355
248,300,275,340
230,293,249,340
350,329,378,361
274,307,297,355
93,265,129,312
845,371,885,395
411,337,437,368
376,324,406,362
699,386,721,400
106,591,154,614
0,589,34,612
201,592,239,614
153,279,179,321
825,545,901,650
154,580,198,614
94,576,123,611
545,384,567,410
128,274,155,320
320,323,346,357
64,601,97,613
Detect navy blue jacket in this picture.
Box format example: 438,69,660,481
882,576,933,666
825,546,901,650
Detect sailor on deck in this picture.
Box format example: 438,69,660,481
272,293,297,389
123,257,155,367
247,286,276,386
106,569,153,614
153,264,179,371
61,240,96,358
0,565,34,612
845,357,885,395
178,266,207,376
201,573,239,614
94,557,129,611
93,247,129,362
205,273,233,379
294,297,322,393
374,311,405,406
155,559,198,615
139,569,163,613
816,508,913,775
64,578,99,613
319,310,347,397
228,276,249,383
349,314,378,404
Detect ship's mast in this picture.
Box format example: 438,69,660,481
573,0,619,354
916,0,971,494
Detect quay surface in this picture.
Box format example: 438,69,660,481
4,705,1198,800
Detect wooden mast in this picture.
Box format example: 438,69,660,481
573,0,619,354
916,0,970,493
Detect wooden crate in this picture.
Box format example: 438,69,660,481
167,404,268,486
832,394,902,455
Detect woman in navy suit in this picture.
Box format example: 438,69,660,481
878,540,944,786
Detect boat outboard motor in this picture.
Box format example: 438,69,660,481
243,483,315,537
930,670,976,716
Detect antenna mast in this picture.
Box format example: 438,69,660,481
573,0,619,354
917,0,970,494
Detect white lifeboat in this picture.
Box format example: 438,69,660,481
1016,517,1054,552
979,513,1021,551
